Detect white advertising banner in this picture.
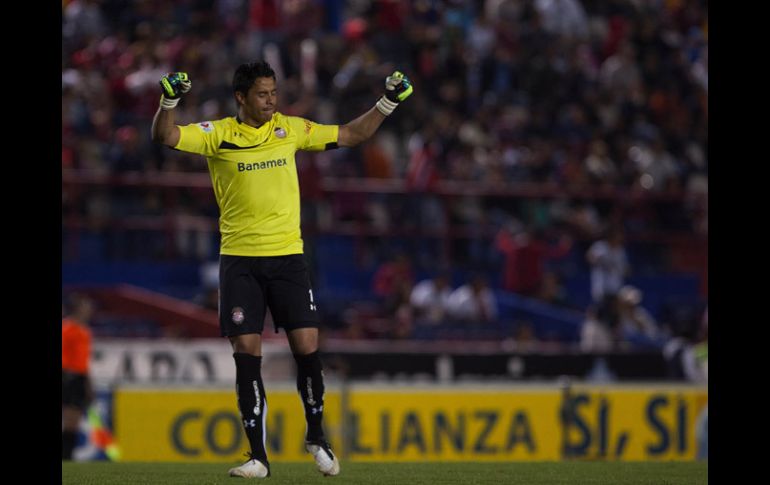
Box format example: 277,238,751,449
91,339,296,385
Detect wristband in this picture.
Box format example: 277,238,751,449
160,95,180,110
375,96,398,116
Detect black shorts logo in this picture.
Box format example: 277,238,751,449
232,307,245,325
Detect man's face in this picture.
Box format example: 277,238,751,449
237,76,277,124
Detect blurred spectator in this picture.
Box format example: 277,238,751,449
534,0,589,40
495,224,572,297
194,261,220,311
63,0,106,44
512,320,540,350
662,303,707,383
535,271,571,308
350,279,415,341
579,294,618,352
563,200,602,239
372,253,414,300
694,306,708,383
632,137,682,192
599,40,641,98
616,285,664,348
447,274,498,323
62,293,96,460
108,125,144,172
584,138,618,187
694,305,708,460
586,226,629,303
410,272,453,325
403,126,446,235
371,253,415,338
385,279,415,339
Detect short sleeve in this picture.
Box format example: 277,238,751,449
287,116,339,152
175,120,224,156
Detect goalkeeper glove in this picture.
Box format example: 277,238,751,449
159,72,192,110
375,70,413,116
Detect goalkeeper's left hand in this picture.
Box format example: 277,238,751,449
376,70,413,116
159,72,192,110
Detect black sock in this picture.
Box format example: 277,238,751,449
294,351,326,442
233,353,269,465
62,430,77,460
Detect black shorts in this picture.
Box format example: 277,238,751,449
219,253,320,337
62,371,88,409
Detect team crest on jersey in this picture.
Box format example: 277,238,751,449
274,127,286,138
198,121,214,133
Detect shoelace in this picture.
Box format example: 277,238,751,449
241,451,263,464
237,452,271,477
310,441,335,458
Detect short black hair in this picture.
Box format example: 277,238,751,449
233,61,276,96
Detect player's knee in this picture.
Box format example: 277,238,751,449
229,333,262,355
287,327,319,354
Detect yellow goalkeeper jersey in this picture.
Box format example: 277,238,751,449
175,112,338,256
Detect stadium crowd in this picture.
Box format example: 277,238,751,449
63,0,707,227
62,0,707,349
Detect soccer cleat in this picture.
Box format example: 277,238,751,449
305,440,340,476
228,453,270,478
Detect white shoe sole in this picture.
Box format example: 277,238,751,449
228,460,269,478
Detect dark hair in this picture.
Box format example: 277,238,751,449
63,292,94,318
232,61,276,96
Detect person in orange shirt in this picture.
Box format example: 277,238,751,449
62,294,95,460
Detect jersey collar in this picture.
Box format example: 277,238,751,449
234,113,277,141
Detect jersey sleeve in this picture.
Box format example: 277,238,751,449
287,116,339,152
174,120,225,156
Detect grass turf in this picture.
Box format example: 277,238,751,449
63,461,707,484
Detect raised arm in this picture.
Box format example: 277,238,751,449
338,71,413,147
150,72,191,147
151,106,181,147
337,107,386,147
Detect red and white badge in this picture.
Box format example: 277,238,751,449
198,121,214,133
231,307,244,325
274,127,286,138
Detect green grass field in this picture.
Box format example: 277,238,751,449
63,461,707,484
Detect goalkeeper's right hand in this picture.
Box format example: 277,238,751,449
159,72,192,110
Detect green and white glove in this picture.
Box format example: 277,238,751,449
375,70,413,116
159,72,192,110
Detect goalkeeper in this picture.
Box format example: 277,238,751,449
151,62,412,479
